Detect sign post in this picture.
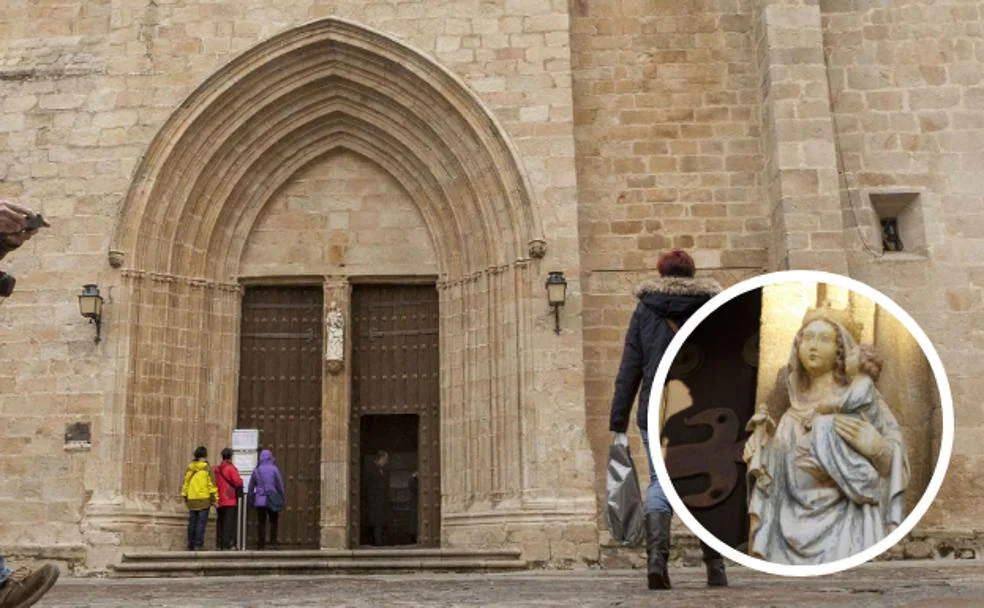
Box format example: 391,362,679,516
232,429,260,551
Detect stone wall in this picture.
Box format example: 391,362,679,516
0,1,596,569
239,150,438,277
753,0,849,272
575,0,982,553
820,0,984,532
570,0,770,529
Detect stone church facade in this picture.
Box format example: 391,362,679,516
0,0,980,571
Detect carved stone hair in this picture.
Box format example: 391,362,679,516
792,318,849,391
857,344,883,381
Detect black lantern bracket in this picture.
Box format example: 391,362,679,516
545,271,568,335
78,284,104,344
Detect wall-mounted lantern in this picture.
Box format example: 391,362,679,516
78,284,104,344
545,271,567,335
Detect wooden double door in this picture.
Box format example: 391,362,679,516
237,283,441,549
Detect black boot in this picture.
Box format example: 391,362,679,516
645,512,672,590
701,541,728,587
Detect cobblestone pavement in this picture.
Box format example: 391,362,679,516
38,561,984,607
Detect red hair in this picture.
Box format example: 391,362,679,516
657,250,696,278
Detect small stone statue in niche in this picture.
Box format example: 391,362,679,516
744,307,909,564
325,301,344,373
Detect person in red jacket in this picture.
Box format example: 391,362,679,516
214,448,244,550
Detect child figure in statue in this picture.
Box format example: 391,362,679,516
796,342,887,505
804,343,883,430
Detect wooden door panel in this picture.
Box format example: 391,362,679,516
662,287,761,550
238,287,323,548
350,284,441,547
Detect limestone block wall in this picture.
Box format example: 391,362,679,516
753,0,849,273
820,0,984,532
570,0,771,530
239,150,438,277
0,1,595,569
577,0,982,553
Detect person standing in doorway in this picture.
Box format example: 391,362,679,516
408,470,419,545
181,446,218,551
214,448,243,550
608,250,727,590
364,450,390,546
248,449,285,550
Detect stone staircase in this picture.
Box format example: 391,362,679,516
111,548,528,578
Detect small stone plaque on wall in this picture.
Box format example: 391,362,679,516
64,421,91,451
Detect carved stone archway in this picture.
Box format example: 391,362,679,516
106,18,564,550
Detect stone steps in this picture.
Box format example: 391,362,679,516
111,548,528,578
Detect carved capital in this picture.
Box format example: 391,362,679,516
528,239,547,259
323,275,349,292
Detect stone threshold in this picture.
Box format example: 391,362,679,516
111,548,528,578
122,548,523,561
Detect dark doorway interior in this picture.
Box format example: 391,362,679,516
359,414,419,547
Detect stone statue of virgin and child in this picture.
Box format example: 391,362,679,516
742,307,910,564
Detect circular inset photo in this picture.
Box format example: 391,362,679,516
647,270,953,577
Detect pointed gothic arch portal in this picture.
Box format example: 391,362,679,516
110,18,552,548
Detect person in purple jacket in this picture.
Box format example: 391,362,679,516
247,449,286,550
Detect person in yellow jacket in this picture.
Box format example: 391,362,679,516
181,446,218,551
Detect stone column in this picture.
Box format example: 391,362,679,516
321,275,350,548
755,0,849,273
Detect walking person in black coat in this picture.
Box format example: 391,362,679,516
608,250,728,590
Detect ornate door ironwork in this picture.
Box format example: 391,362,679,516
662,287,761,549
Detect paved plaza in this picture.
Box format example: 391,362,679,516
35,561,984,607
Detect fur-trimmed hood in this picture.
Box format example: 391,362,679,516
633,276,722,298
632,275,722,321
608,274,723,433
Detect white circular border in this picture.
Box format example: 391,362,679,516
647,270,954,577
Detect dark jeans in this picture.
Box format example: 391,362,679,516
187,509,209,550
216,506,238,550
256,507,279,549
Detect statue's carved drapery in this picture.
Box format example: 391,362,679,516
745,310,910,564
